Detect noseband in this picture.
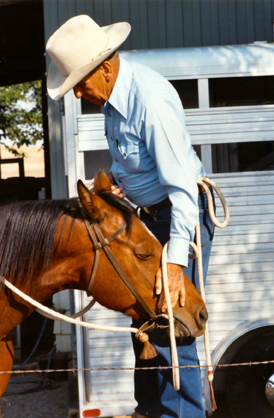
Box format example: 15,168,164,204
80,208,157,322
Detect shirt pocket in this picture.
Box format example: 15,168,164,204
117,140,141,173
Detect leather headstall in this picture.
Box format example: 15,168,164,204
80,208,157,321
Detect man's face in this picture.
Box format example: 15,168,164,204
73,65,108,106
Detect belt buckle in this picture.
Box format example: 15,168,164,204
142,206,157,216
198,180,211,194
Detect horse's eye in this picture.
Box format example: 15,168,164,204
136,253,153,260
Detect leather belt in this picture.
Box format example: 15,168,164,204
198,180,211,194
142,196,171,216
142,180,211,216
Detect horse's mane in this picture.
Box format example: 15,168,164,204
0,199,78,288
0,191,135,288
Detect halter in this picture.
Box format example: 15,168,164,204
80,208,157,322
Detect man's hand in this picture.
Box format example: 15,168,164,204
155,263,186,312
110,184,126,198
107,172,126,199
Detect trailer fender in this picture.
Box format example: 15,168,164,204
204,317,274,415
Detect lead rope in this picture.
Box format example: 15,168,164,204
0,276,139,334
161,176,229,406
192,177,229,411
161,242,180,390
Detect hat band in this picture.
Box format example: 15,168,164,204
91,47,113,62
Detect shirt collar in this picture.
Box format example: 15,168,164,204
105,58,132,119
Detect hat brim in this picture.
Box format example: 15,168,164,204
47,21,131,101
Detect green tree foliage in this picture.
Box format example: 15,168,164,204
0,80,43,156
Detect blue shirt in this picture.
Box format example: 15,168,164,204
102,58,206,267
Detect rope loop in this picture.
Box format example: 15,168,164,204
188,241,199,260
191,176,230,412
197,177,229,228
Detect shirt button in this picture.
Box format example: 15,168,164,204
115,159,118,162
110,137,113,140
108,113,111,117
123,153,126,156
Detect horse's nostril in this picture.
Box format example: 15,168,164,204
198,307,208,328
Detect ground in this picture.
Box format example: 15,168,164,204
0,381,73,418
0,357,78,418
0,379,231,418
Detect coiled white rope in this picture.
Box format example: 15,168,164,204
197,177,229,228
161,177,229,394
191,177,229,410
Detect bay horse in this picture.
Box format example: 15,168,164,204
0,167,207,406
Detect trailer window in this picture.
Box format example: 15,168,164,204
170,79,201,158
81,99,101,115
212,141,274,173
209,76,274,173
209,76,274,107
170,79,198,109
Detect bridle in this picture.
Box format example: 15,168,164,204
80,208,158,322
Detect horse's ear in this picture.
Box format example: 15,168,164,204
77,180,109,223
93,166,112,195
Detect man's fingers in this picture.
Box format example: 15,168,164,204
179,287,186,307
158,287,185,311
155,263,186,312
155,270,162,295
111,185,126,198
160,291,177,312
157,293,166,311
110,185,120,193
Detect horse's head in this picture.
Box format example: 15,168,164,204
78,166,207,339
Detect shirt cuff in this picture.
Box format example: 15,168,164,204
166,236,190,267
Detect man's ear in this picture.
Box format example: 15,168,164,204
100,61,112,82
77,179,109,223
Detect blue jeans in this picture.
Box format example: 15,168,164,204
132,189,215,418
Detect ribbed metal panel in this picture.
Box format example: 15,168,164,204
77,104,274,153
44,0,274,52
202,170,274,354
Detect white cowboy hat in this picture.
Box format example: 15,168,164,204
46,15,131,101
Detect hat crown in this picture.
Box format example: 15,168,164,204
46,16,131,100
46,15,109,77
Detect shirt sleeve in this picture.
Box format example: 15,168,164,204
144,100,199,267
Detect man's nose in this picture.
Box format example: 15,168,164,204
73,87,83,99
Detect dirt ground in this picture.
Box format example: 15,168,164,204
0,378,77,418
0,379,231,418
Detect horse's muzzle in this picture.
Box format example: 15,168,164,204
172,305,208,338
197,307,208,329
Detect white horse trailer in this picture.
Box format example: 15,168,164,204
61,43,274,417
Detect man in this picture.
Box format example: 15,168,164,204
46,15,214,418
